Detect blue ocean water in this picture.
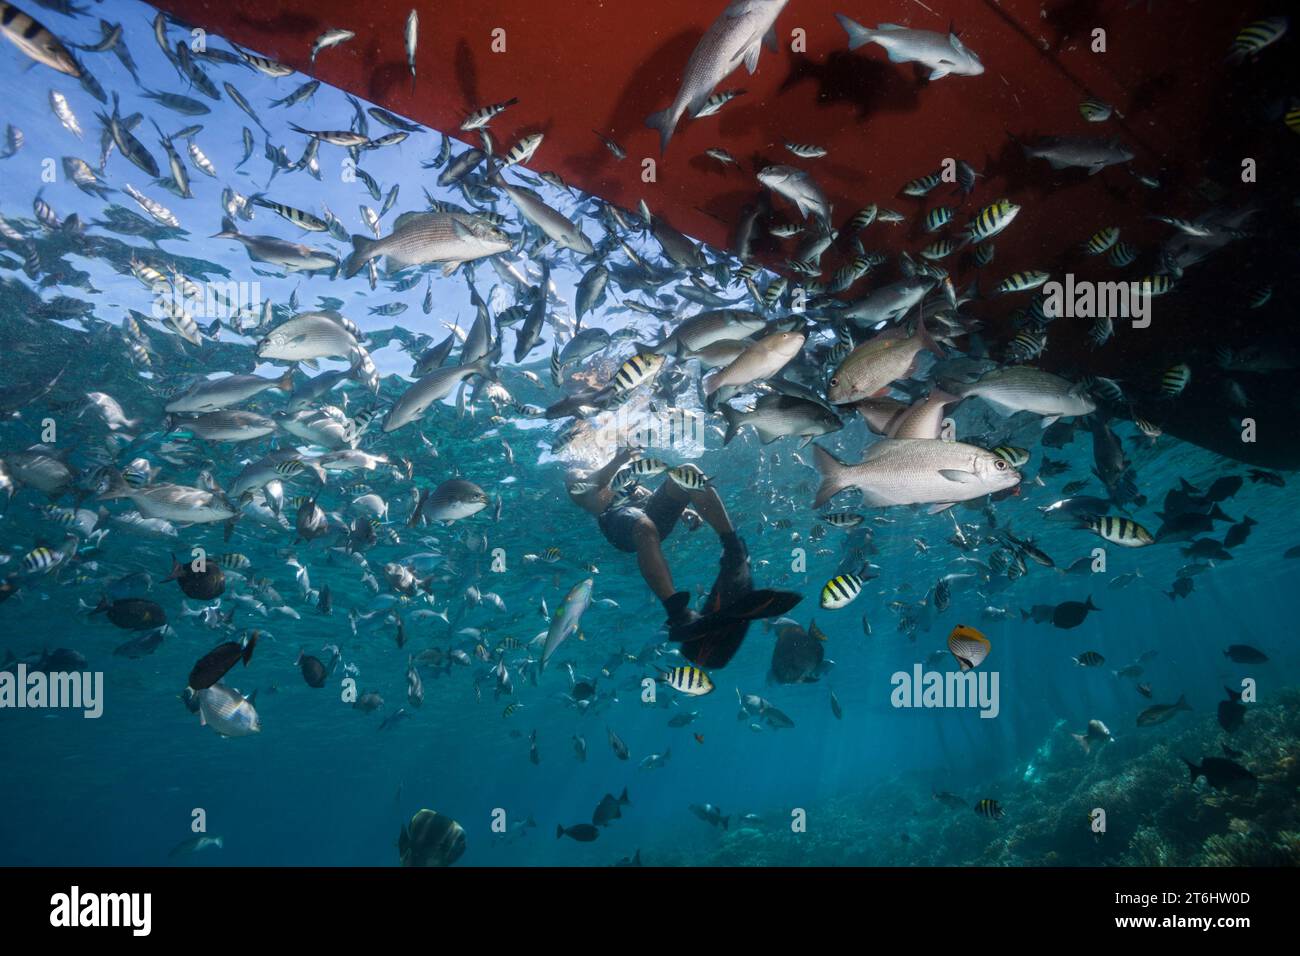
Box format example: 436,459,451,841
0,0,1296,868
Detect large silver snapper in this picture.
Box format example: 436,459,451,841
342,210,510,278
811,439,1020,508
644,0,789,153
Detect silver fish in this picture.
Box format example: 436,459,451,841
836,17,984,80
0,2,81,76
197,683,261,736
811,439,1020,510
644,0,789,152
343,210,511,278
1020,135,1134,175
757,165,831,227
311,28,355,63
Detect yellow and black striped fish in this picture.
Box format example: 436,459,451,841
992,446,1030,468
20,546,59,575
924,206,954,232
1006,331,1046,362
1107,242,1137,268
1227,16,1288,64
1160,363,1191,396
965,199,1019,243
1286,103,1300,135
847,205,878,231
975,798,1005,820
902,171,942,196
660,665,714,696
994,270,1050,295
920,239,955,261
820,572,863,610
762,277,787,308
627,457,668,479
1137,274,1175,296
1083,226,1119,255
822,512,864,529
667,464,708,491
1086,516,1154,547
612,352,664,395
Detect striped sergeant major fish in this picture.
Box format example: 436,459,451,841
20,536,76,576
659,665,715,696
994,271,1050,295
1084,516,1154,548
1083,227,1119,255
1227,16,1288,64
692,88,746,118
820,571,864,609
965,199,1020,244
611,352,664,396
901,171,942,196
0,1,81,76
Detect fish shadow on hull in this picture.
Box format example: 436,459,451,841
366,61,415,111
1039,0,1115,54
776,51,922,122
230,11,325,40
692,187,785,259
566,29,703,186
455,37,479,109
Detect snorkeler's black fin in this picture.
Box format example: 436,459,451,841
678,620,748,669
716,588,802,621
670,591,802,646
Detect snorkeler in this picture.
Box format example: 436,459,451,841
568,448,800,667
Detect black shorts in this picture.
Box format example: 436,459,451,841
598,481,688,553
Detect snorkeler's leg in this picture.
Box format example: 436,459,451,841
631,516,678,602
685,484,735,538
677,533,803,645
705,533,753,614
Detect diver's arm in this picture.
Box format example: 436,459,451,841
568,448,637,515
588,447,637,489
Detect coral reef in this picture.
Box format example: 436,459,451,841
649,689,1300,866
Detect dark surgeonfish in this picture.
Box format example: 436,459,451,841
557,823,600,842
592,787,630,827
1223,644,1268,664
296,646,341,687
1051,597,1098,629
1217,686,1246,733
92,596,166,630
1183,756,1257,791
188,632,258,691
1137,695,1191,726
167,552,226,599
